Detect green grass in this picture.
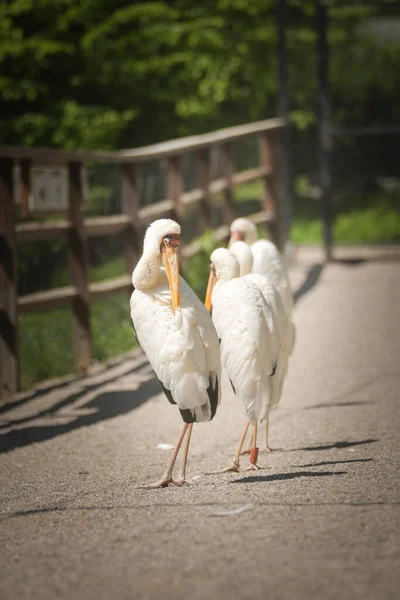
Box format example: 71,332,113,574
20,308,74,390
292,204,400,244
19,291,135,391
52,255,127,288
234,180,400,244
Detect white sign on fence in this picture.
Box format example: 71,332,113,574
30,166,69,211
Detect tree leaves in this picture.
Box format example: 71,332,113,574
0,0,399,149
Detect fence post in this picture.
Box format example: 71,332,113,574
258,131,283,251
67,161,92,372
276,0,294,245
0,158,18,401
196,148,212,231
121,163,141,274
316,0,333,260
221,142,235,225
20,159,31,218
166,156,184,222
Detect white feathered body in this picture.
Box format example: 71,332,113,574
251,240,295,351
211,277,277,425
251,239,293,317
130,269,221,423
246,273,290,407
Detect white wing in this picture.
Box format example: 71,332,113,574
247,273,290,408
251,239,293,318
130,270,221,423
212,277,275,425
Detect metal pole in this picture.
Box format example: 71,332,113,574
276,0,293,247
316,0,333,260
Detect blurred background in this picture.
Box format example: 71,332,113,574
1,0,399,390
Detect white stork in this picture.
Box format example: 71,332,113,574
229,241,291,452
130,219,221,488
204,247,277,473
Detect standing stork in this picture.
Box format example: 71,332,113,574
229,218,295,452
230,241,291,452
130,219,221,488
205,248,277,473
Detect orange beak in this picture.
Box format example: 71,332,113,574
204,268,216,313
162,245,180,311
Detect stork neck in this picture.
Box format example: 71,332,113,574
132,249,162,290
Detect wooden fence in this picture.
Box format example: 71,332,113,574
0,118,284,400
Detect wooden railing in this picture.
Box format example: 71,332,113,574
0,118,284,400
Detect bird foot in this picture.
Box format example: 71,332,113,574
259,446,272,453
244,463,261,471
206,462,240,475
172,478,190,486
140,476,173,489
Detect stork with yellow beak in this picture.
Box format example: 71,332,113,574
130,219,221,488
205,248,277,473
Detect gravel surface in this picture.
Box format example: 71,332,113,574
1,246,399,600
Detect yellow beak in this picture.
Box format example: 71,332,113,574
204,269,216,313
162,245,180,311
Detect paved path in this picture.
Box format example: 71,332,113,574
1,246,400,600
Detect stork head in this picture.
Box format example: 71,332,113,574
144,219,181,310
204,248,240,312
229,218,258,246
143,218,181,253
229,240,253,276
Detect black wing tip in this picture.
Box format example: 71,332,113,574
208,374,219,421
157,375,220,424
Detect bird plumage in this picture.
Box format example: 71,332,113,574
229,241,289,411
210,248,276,425
230,218,295,351
130,219,221,424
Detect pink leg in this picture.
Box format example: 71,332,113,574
141,423,189,489
260,416,272,453
206,421,249,475
174,423,193,485
244,423,261,471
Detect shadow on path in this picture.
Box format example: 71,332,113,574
297,458,373,468
230,470,347,484
294,264,324,305
302,400,372,411
274,438,378,453
292,249,400,306
0,359,151,432
0,379,161,455
0,353,148,418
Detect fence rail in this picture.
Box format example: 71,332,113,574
0,118,284,401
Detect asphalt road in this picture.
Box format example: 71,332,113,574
1,246,399,600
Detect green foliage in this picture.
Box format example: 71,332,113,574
91,292,135,362
184,230,219,300
19,292,136,390
20,307,74,390
1,1,399,148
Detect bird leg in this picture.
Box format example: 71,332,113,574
206,421,249,474
141,423,189,489
173,423,193,485
240,426,253,455
259,416,272,453
244,423,261,471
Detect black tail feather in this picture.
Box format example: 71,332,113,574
156,374,219,423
